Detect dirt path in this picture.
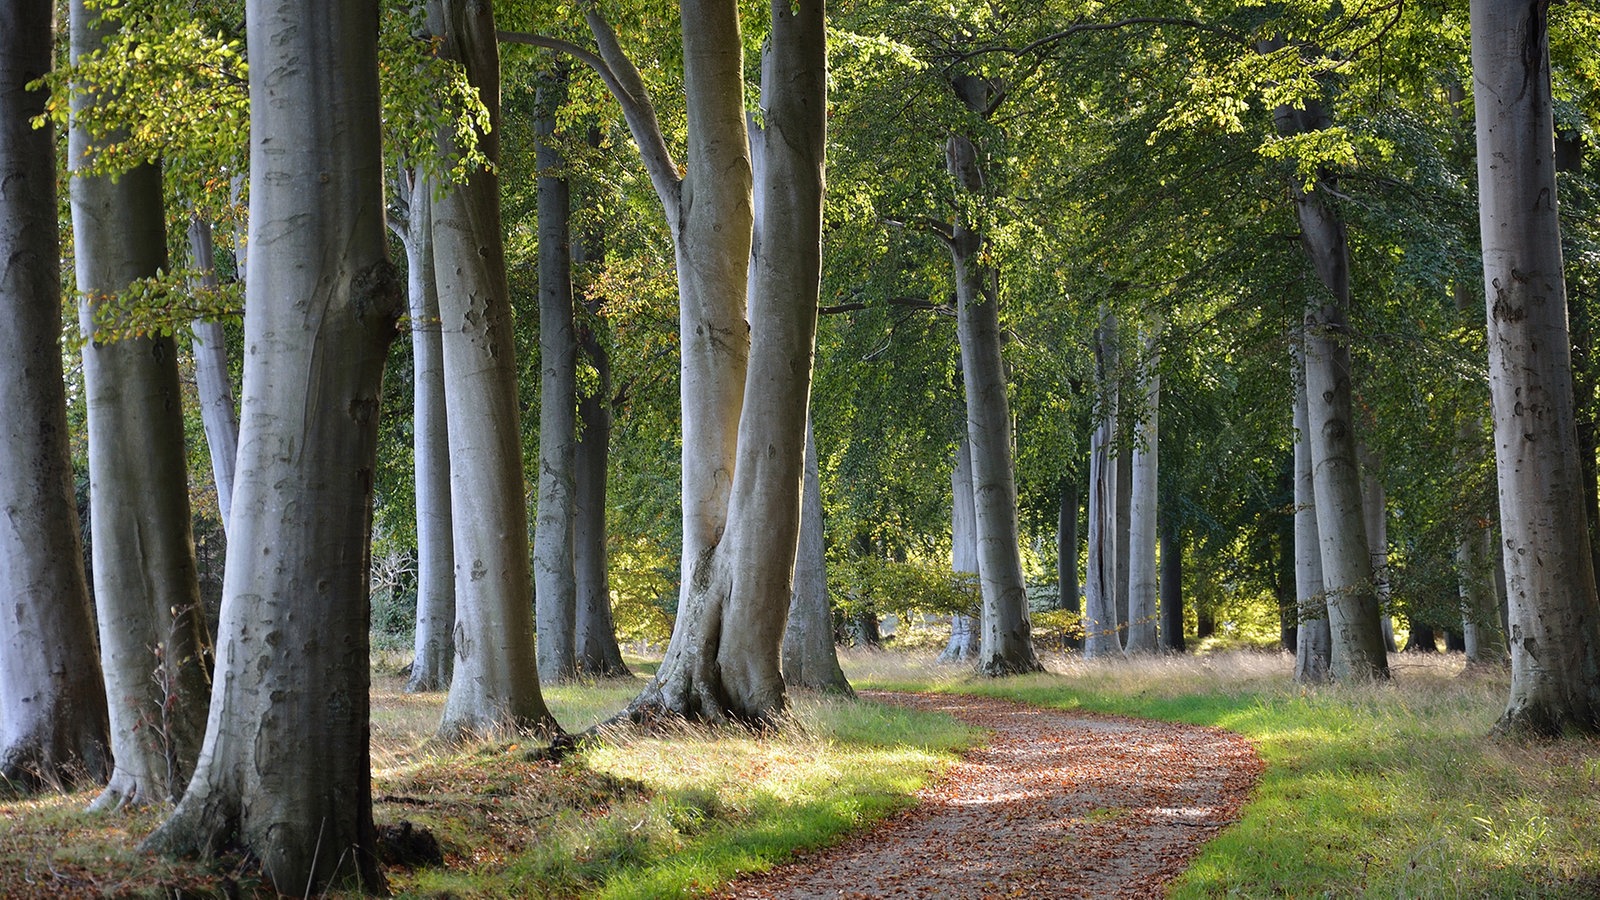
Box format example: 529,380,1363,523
720,691,1261,899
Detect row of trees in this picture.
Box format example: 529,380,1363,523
2,0,1599,893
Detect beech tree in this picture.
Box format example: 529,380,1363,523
1473,0,1600,734
69,0,210,809
0,0,112,790
1124,327,1160,653
143,0,399,889
783,420,852,693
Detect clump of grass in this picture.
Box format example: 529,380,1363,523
847,648,1600,898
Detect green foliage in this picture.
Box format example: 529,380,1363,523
829,555,980,624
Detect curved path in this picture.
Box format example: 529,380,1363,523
721,691,1261,899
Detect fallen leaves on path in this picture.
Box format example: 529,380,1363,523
721,691,1262,899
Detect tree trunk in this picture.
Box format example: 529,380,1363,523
430,0,557,737
1058,478,1081,649
572,217,628,678
1084,313,1125,659
0,0,111,789
142,0,397,889
628,0,823,722
186,220,240,535
1281,122,1389,679
1404,623,1439,653
1159,509,1185,652
1125,330,1160,653
940,435,981,662
533,69,579,683
401,170,455,693
784,419,851,693
1473,0,1600,734
70,0,209,810
1359,446,1398,653
1293,350,1332,683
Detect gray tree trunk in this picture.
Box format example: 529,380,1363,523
1277,90,1390,681
430,0,558,737
533,70,580,683
0,0,111,789
1293,350,1332,683
1158,509,1185,652
940,435,981,662
186,220,239,534
70,0,209,810
1084,312,1125,659
572,219,628,677
1125,331,1160,653
784,419,851,692
1359,446,1398,653
398,170,455,693
1473,0,1600,733
142,0,397,889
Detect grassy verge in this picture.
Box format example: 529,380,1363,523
848,649,1600,898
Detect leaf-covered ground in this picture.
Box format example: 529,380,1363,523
721,691,1263,899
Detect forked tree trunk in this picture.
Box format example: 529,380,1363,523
940,435,980,662
1293,349,1332,683
0,0,111,789
1473,0,1600,734
431,0,557,737
783,420,851,693
186,220,239,533
533,69,580,683
142,0,398,890
1084,314,1125,659
400,170,456,693
70,0,209,810
573,217,628,677
1125,331,1160,653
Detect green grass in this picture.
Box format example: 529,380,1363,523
848,649,1600,899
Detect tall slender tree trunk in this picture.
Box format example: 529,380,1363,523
0,0,111,789
784,419,851,693
533,69,580,683
1359,446,1398,653
1277,95,1389,680
1294,348,1332,683
1158,509,1185,652
1084,312,1125,659
1058,477,1081,649
143,0,398,889
70,0,210,811
941,435,981,662
186,220,239,534
1125,330,1160,653
400,170,456,693
572,215,628,677
431,0,557,737
1473,0,1600,734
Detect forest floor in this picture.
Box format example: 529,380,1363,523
719,691,1262,899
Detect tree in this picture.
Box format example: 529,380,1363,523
142,0,399,889
1473,0,1600,734
533,67,580,684
1084,310,1126,659
940,435,981,662
392,166,456,693
1125,325,1160,652
431,0,559,738
1293,347,1332,682
783,419,852,693
0,0,111,790
69,0,210,810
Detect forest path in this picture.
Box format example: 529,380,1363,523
720,690,1261,899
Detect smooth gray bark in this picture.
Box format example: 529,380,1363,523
1125,332,1160,653
186,220,239,534
533,71,580,683
1359,446,1398,653
1277,91,1389,681
142,0,396,889
1084,313,1125,659
940,435,981,662
784,420,851,692
1473,0,1600,733
1293,351,1332,682
573,220,628,677
431,0,558,737
70,0,209,810
397,170,455,693
0,0,111,789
